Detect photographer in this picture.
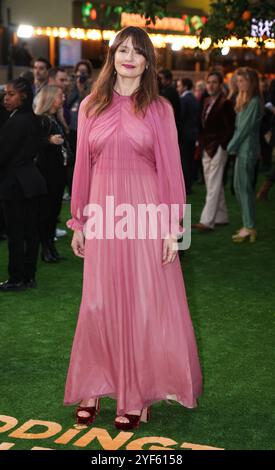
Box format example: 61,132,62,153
67,60,93,195
67,60,93,156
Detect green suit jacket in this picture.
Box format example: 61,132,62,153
227,96,262,159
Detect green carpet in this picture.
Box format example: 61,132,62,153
0,180,275,450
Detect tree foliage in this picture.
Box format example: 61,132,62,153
200,0,275,46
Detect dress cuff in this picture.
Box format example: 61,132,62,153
66,218,84,232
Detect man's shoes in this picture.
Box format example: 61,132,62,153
48,241,66,261
257,180,273,201
63,192,71,201
24,279,37,288
41,246,57,263
191,223,213,232
215,222,229,226
0,280,26,292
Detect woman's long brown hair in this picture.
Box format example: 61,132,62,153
85,26,159,117
235,67,261,112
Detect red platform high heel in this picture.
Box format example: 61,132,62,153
114,407,151,431
74,398,100,429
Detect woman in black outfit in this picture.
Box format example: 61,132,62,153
35,85,71,262
0,78,47,291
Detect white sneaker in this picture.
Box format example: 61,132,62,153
55,228,67,238
63,192,71,201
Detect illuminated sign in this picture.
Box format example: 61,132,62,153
82,1,122,29
81,2,207,34
121,13,207,34
251,19,274,38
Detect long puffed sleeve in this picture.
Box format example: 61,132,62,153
227,97,261,155
67,97,95,232
149,98,186,238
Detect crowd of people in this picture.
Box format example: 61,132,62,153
158,67,275,241
0,52,275,292
0,58,93,291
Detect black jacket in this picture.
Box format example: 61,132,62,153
200,94,235,158
0,108,47,200
160,85,182,140
180,92,199,142
36,114,69,193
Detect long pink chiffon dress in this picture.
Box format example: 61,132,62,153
64,91,202,414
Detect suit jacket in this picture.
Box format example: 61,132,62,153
0,104,8,129
180,92,199,142
160,85,182,140
36,114,70,194
200,93,235,158
0,108,47,200
227,96,262,158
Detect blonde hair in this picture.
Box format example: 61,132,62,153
35,85,67,130
235,67,261,112
228,73,238,101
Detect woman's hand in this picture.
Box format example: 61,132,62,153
71,230,85,258
162,234,178,265
49,134,64,145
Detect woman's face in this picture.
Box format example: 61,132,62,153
77,64,89,76
51,88,64,112
114,36,147,81
237,75,249,93
4,84,23,112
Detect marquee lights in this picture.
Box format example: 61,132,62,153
16,25,275,50
17,25,34,38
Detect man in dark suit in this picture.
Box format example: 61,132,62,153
0,95,8,240
192,71,235,231
0,78,47,291
177,78,199,194
158,69,182,140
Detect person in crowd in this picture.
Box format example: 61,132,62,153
0,95,8,241
257,79,275,200
257,166,275,200
176,78,199,194
259,75,273,172
20,70,35,88
194,80,207,102
67,60,93,196
67,60,93,156
228,73,238,108
48,66,71,232
48,67,70,125
64,26,202,430
192,71,235,231
193,80,208,184
33,57,51,97
158,68,182,139
35,85,71,262
0,78,47,291
227,67,262,243
259,76,270,103
223,72,239,193
49,67,70,92
0,92,8,126
12,41,33,67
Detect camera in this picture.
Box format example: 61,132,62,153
78,73,88,84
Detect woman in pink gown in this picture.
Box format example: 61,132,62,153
64,26,202,430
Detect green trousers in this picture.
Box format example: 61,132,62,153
234,153,256,229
